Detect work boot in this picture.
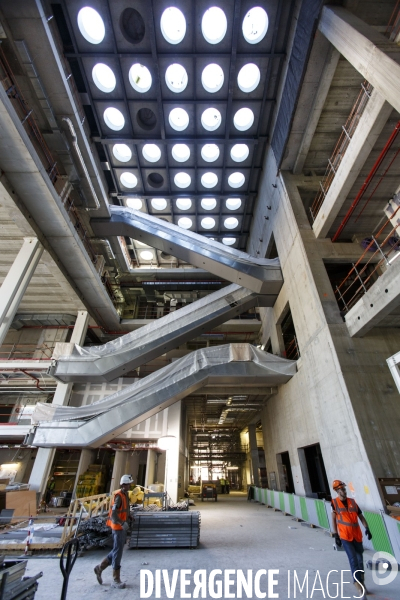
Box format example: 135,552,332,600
94,558,110,585
354,581,366,599
111,569,126,589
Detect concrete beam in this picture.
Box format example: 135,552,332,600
312,88,392,239
319,6,400,114
345,255,400,336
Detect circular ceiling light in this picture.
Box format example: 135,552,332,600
120,172,138,188
201,7,227,44
224,216,239,229
129,63,152,93
126,198,142,210
230,143,249,162
140,250,154,260
92,63,116,93
228,172,245,188
113,144,132,163
201,216,216,229
160,7,186,44
151,198,167,210
223,237,236,245
201,172,218,188
201,107,222,131
77,7,105,45
103,107,125,131
233,107,254,131
172,144,190,162
169,108,189,131
226,198,242,210
142,144,161,163
165,64,188,93
202,64,224,93
242,7,269,44
201,197,217,210
201,144,220,162
174,172,191,188
176,197,192,210
178,217,192,229
237,63,260,93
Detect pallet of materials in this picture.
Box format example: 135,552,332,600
0,558,42,599
129,511,201,549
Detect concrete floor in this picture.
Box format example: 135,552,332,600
22,493,399,600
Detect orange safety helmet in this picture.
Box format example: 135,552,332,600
332,479,346,490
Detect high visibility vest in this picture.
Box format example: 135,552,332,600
332,497,363,542
220,479,225,485
107,490,129,531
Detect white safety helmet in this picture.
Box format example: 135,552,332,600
120,474,133,485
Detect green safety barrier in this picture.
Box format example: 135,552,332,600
364,511,394,555
315,499,330,529
289,494,295,515
300,496,309,522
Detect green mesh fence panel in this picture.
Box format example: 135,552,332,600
270,491,275,507
364,511,393,554
315,500,329,529
263,489,267,505
289,495,295,515
300,497,309,521
279,492,285,511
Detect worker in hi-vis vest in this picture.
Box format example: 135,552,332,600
94,474,133,589
331,480,372,598
220,477,226,494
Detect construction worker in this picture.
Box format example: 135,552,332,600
220,477,226,494
94,474,133,589
331,480,372,597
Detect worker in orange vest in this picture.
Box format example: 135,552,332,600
94,474,133,589
331,480,372,598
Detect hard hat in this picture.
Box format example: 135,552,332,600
120,474,133,485
332,479,346,490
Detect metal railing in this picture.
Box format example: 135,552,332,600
283,335,300,360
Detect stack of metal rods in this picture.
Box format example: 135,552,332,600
129,511,201,549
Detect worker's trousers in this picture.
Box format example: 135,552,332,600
107,529,127,570
341,540,364,582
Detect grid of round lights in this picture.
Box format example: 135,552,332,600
140,250,154,260
176,198,192,210
242,7,269,44
223,237,236,245
174,172,191,188
201,217,216,229
202,64,224,93
178,217,192,229
169,108,189,131
129,64,152,93
201,108,222,132
224,217,239,229
126,198,142,210
228,172,245,188
201,144,220,162
226,198,242,210
120,172,137,188
92,63,116,93
234,107,254,131
172,144,190,162
77,7,105,44
237,63,260,93
160,7,186,44
201,198,217,210
113,144,132,163
201,7,227,44
201,172,218,188
230,144,249,162
151,198,167,210
104,107,125,131
165,64,188,93
142,144,161,163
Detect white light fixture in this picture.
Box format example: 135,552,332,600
160,7,186,44
201,197,217,210
92,63,116,93
104,107,125,131
202,64,224,93
201,7,227,44
176,197,192,210
233,107,254,131
242,7,269,45
224,216,239,229
172,143,190,162
228,172,245,188
174,172,191,189
223,237,236,245
201,108,221,132
142,144,161,163
178,217,192,229
230,143,249,162
169,108,189,131
120,172,137,188
140,250,153,260
226,198,242,210
201,144,220,162
226,466,239,470
129,63,152,93
113,144,132,163
201,217,216,229
151,198,167,210
77,7,105,45
126,198,142,210
237,63,260,93
201,172,218,188
165,64,188,93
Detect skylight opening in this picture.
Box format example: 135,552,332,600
226,198,242,210
151,198,167,210
228,172,245,188
223,237,236,245
104,107,125,131
169,108,189,131
160,7,186,44
142,144,161,163
120,172,138,188
201,172,218,188
224,217,239,229
174,172,191,189
172,144,190,162
113,144,132,163
77,7,105,45
201,108,222,131
165,64,188,93
201,144,220,162
201,7,227,44
176,198,192,210
201,198,217,210
230,144,249,162
202,64,224,93
140,250,154,260
237,63,260,93
242,7,269,44
233,107,254,131
92,63,116,93
201,217,216,229
129,64,152,93
126,198,142,210
178,217,192,229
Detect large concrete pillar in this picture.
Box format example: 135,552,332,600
73,449,96,497
144,449,156,489
163,402,181,503
248,425,260,487
110,450,126,493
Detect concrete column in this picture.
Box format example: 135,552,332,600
248,425,260,487
144,449,156,489
163,402,181,503
72,449,95,497
0,238,43,346
110,450,126,493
